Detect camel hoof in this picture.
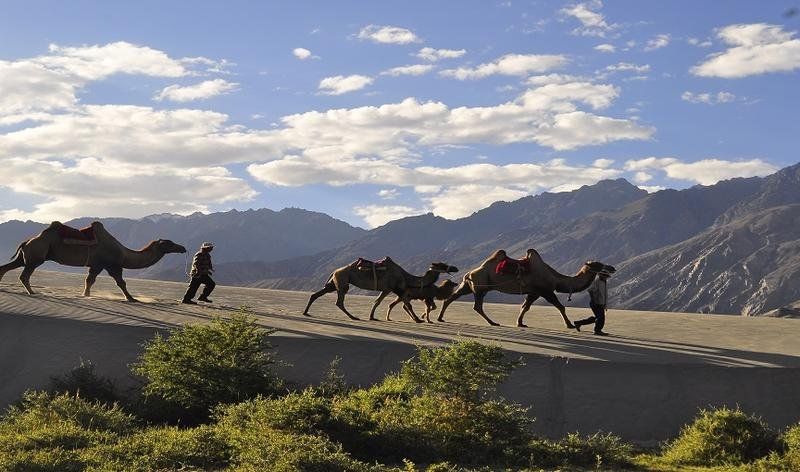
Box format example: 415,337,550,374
302,312,311,317
517,323,528,328
127,298,139,303
566,323,575,329
437,318,445,323
426,319,433,324
369,317,377,321
489,321,500,327
414,318,424,324
349,316,360,321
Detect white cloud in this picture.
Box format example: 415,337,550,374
594,43,616,53
318,74,374,95
681,91,736,104
378,189,399,200
561,0,616,37
440,53,568,80
357,25,420,44
354,205,422,228
597,62,650,80
416,47,466,61
593,158,614,168
644,34,671,51
687,37,713,48
155,79,239,102
633,171,652,183
380,64,435,76
292,48,313,60
692,23,800,78
638,185,665,193
624,157,777,185
41,42,187,80
526,73,590,85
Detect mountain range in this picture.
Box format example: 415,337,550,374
1,162,798,316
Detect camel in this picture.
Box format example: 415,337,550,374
0,221,186,302
437,249,616,327
385,279,458,323
302,258,458,322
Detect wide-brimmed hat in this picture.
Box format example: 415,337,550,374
201,242,214,249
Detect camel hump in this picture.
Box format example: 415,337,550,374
48,221,63,228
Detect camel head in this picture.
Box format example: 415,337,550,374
429,262,459,274
583,260,616,275
154,239,187,255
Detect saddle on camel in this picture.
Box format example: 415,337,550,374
56,224,98,246
352,256,392,290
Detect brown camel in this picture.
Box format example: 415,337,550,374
385,279,458,323
302,258,458,322
0,221,186,302
437,249,616,327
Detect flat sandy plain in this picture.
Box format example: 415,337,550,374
2,270,799,443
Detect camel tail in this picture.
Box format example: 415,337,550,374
10,240,27,261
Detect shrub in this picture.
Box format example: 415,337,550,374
49,360,118,405
83,425,230,472
215,389,333,436
528,432,633,469
400,340,518,403
131,313,281,420
662,406,779,466
783,423,800,469
0,392,136,472
331,342,532,465
215,403,375,472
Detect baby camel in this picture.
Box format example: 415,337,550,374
385,279,458,323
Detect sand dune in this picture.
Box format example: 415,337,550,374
2,270,800,443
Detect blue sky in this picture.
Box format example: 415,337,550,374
1,1,798,228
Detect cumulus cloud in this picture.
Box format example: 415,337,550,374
440,53,568,80
416,47,466,61
687,37,713,48
681,91,736,104
292,47,314,60
378,189,399,199
380,64,435,76
624,157,777,185
561,0,616,37
594,43,616,53
357,25,420,44
692,23,800,78
354,205,422,228
644,34,671,51
155,79,239,102
318,74,374,95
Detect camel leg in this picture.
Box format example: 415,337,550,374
19,264,41,295
400,293,423,323
516,294,540,328
385,297,402,321
369,291,391,321
423,298,436,323
106,267,137,302
303,282,336,316
437,282,472,322
473,291,499,326
335,289,359,321
0,256,25,284
540,290,574,329
83,267,101,297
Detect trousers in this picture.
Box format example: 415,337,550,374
575,303,606,333
183,274,215,301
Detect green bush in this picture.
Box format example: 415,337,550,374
49,360,118,405
131,313,281,421
662,406,779,466
528,432,633,469
215,402,375,472
400,340,518,403
331,342,532,465
215,389,333,436
84,425,230,472
0,392,136,472
782,423,800,470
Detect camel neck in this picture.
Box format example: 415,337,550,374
553,268,596,294
121,243,164,270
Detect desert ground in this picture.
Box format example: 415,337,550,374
2,270,799,444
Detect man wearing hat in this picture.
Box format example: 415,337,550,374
573,269,611,335
182,242,216,304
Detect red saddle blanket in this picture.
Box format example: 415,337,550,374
57,225,96,242
355,257,391,270
496,257,529,275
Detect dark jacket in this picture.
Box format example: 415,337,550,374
190,251,213,276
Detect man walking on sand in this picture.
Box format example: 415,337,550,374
573,270,611,336
182,242,216,304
